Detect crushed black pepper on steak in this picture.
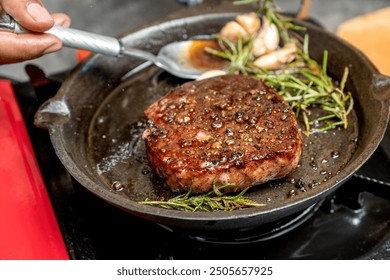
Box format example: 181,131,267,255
142,74,303,193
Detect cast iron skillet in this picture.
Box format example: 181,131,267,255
35,13,390,232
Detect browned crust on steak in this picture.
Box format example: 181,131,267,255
143,74,302,193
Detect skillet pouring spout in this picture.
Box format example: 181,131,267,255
35,13,390,231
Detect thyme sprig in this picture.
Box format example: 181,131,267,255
140,183,265,211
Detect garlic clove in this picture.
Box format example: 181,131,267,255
253,44,297,70
279,43,298,62
252,36,267,57
253,53,280,70
264,23,280,52
235,12,261,35
220,21,249,43
196,70,227,81
252,17,280,57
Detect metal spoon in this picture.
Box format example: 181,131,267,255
0,12,209,80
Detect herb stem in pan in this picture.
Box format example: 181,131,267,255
140,183,265,211
257,42,353,135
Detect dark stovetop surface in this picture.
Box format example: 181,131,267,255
12,66,390,260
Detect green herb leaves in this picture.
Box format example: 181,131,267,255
258,36,353,134
140,183,265,211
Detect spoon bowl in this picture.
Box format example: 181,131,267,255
122,39,220,80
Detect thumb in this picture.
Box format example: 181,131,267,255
1,0,54,32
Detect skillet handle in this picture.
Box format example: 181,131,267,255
296,0,311,20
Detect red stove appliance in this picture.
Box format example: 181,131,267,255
0,79,69,260
1,64,389,260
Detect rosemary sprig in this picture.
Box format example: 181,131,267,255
256,36,353,134
205,36,256,75
206,1,354,135
140,183,265,211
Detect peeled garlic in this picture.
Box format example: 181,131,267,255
252,17,280,57
235,12,261,35
252,36,267,57
196,70,227,81
263,23,279,52
253,44,297,70
220,21,249,43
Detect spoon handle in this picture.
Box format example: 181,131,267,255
0,12,122,56
46,25,122,56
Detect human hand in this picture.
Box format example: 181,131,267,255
0,0,71,64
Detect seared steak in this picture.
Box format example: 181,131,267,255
142,74,302,193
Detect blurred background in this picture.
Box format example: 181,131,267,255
0,0,389,81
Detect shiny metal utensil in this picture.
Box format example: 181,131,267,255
0,12,206,79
